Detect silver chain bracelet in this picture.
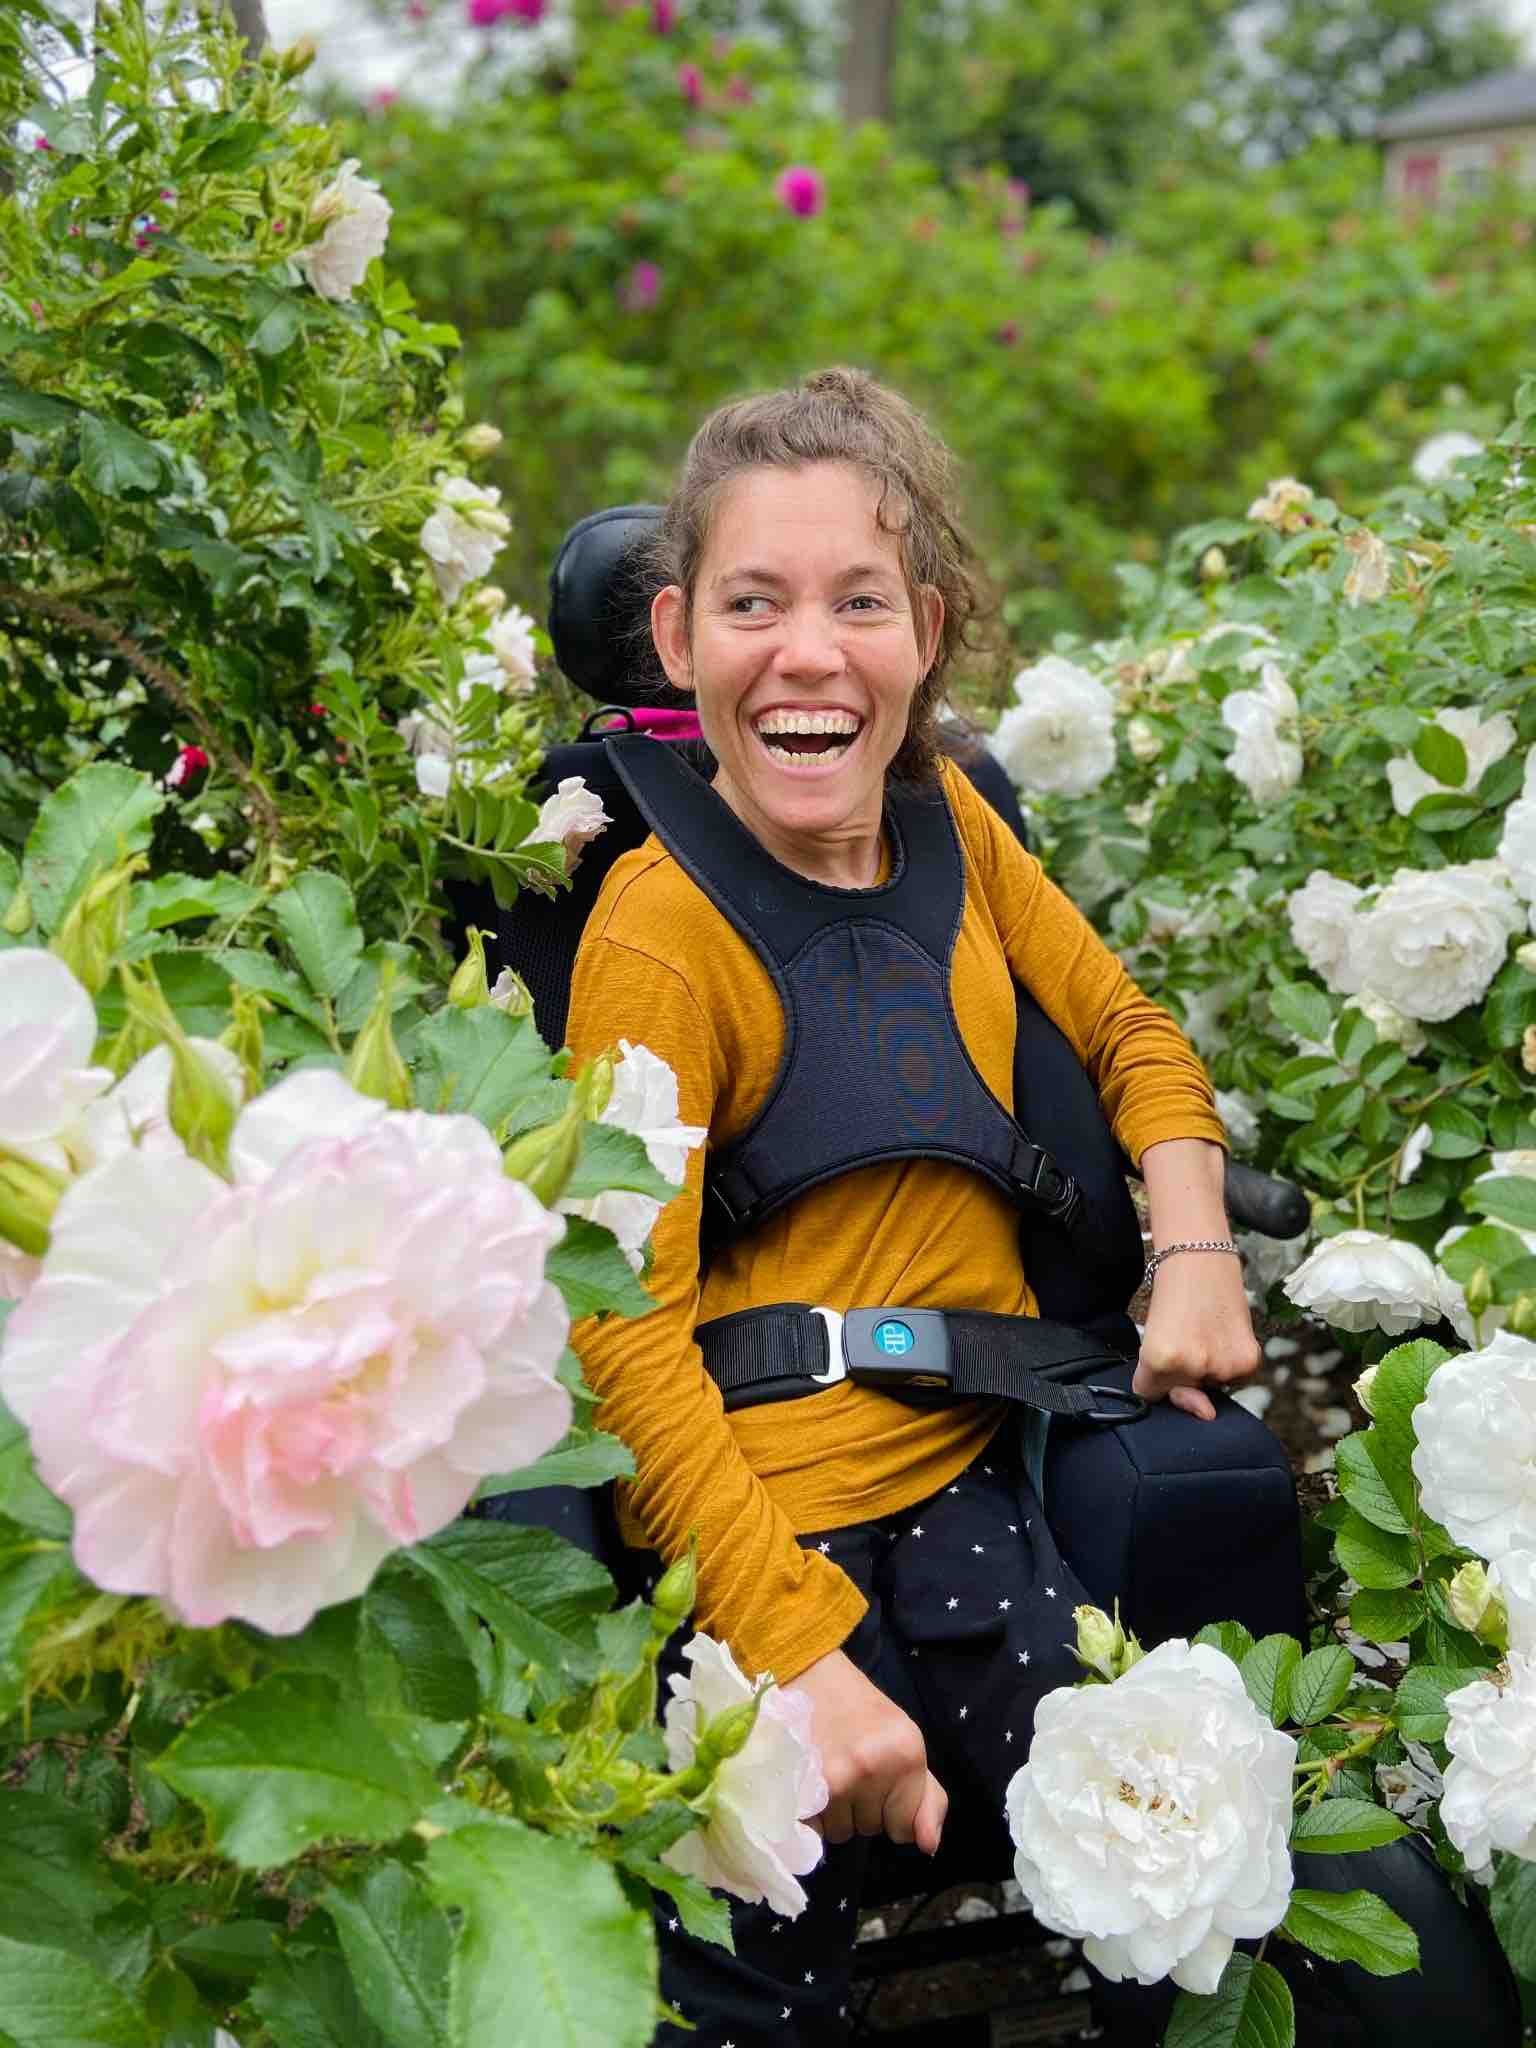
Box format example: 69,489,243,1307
1143,1238,1242,1286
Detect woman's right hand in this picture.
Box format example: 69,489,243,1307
787,1647,947,1855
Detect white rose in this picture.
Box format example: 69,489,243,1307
1126,716,1162,764
1287,871,1364,994
989,656,1116,798
487,604,539,690
525,776,611,873
1352,861,1523,1022
1498,749,1536,905
1386,707,1517,818
0,950,113,1174
1220,662,1302,804
458,651,505,698
1435,1218,1536,1346
1411,1332,1536,1563
1247,476,1314,532
419,475,511,604
297,158,392,303
660,1635,828,1917
1341,527,1391,606
1375,1740,1443,1825
1006,1640,1294,1994
561,1041,705,1270
1441,1652,1536,1868
1214,1088,1260,1153
1344,991,1424,1056
1282,1228,1441,1336
1412,430,1483,484
76,1040,245,1171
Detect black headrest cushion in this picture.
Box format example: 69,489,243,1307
547,505,693,710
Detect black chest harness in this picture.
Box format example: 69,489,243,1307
606,736,1148,1427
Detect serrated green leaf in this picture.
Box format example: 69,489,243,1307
1437,1223,1531,1284
22,763,164,931
272,871,364,1000
360,1563,481,1725
0,1790,131,1948
217,948,330,1032
1347,1586,1425,1643
1334,1433,1409,1535
1163,1953,1293,2048
1270,980,1333,1046
475,1425,635,1496
1192,1620,1256,1665
410,1005,551,1127
1333,1508,1417,1591
77,414,164,497
547,1217,657,1320
1425,1100,1484,1158
0,380,78,433
1281,1888,1418,1976
1290,1798,1408,1854
0,1932,153,2045
1365,1339,1451,1529
1287,1646,1355,1724
563,1122,678,1203
154,1673,436,1868
1490,1853,1536,1981
425,1818,657,2048
1409,791,1482,833
1332,1005,1376,1069
1411,721,1469,788
251,1943,392,2048
321,1864,451,2048
1240,1634,1301,1724
1392,1664,1486,1743
1467,1176,1536,1232
406,1530,603,1683
129,872,262,932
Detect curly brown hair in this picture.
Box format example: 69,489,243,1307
648,367,988,785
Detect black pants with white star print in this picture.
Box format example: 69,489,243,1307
649,1423,1115,2048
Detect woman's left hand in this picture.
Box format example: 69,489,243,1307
1132,1250,1261,1422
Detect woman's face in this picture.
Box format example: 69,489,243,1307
651,462,942,873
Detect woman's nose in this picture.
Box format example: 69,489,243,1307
773,605,845,678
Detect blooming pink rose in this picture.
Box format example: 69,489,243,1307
677,61,703,104
651,0,677,30
618,259,662,312
1,1071,570,1634
775,166,824,218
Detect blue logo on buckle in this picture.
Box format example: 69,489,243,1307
872,1318,915,1357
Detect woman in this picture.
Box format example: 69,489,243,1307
564,368,1262,2043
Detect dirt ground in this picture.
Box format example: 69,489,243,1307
850,1304,1355,2045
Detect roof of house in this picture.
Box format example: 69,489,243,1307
1376,67,1536,143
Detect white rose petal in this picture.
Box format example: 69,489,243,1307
1386,707,1517,818
488,605,539,690
297,158,392,303
1491,1554,1536,1655
1499,748,1536,904
1221,663,1302,804
560,1040,705,1270
1007,1640,1295,1994
76,1040,245,1171
1282,1229,1441,1336
990,657,1117,798
1412,430,1483,484
1441,1652,1536,1868
1342,528,1391,606
660,1635,828,1917
0,949,113,1165
420,474,511,605
1411,1332,1536,1563
1247,477,1314,532
1286,872,1364,995
525,776,612,873
1399,1121,1431,1185
1352,861,1522,1022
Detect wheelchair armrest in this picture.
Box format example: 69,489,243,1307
1223,1160,1310,1241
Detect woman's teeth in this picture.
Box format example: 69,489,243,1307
754,710,861,765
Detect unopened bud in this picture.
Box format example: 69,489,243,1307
462,423,503,459
501,1094,583,1206
1446,1562,1508,1650
650,1541,699,1635
344,976,413,1110
695,1691,763,1771
218,986,268,1097
50,857,143,995
576,1051,616,1121
1126,716,1162,764
1516,939,1536,974
1072,1600,1143,1681
1353,1364,1378,1416
0,1146,66,1257
610,1659,657,1734
2,879,32,937
278,33,317,76
120,962,238,1172
1507,1290,1536,1339
448,927,491,1010
1199,546,1227,582
1523,1023,1536,1079
470,585,507,618
1464,1265,1496,1319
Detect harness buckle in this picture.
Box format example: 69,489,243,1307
1014,1147,1083,1229
808,1306,847,1387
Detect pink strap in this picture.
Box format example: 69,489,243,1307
627,706,703,741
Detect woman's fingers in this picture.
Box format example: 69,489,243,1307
1167,1382,1217,1422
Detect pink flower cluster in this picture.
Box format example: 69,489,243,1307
466,0,544,23
775,166,824,218
619,260,662,312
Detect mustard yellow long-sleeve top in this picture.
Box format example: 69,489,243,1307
565,757,1225,1685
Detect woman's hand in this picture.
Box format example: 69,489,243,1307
1133,1250,1261,1421
1134,1135,1261,1422
788,1647,948,1855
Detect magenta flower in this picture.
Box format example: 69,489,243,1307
996,320,1019,346
467,0,543,22
775,166,824,218
34,136,51,153
726,74,753,103
678,61,703,104
651,0,678,29
369,86,399,111
619,260,662,312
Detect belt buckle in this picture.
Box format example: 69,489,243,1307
808,1306,847,1387
841,1307,953,1392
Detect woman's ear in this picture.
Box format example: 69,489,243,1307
917,585,945,678
650,584,694,693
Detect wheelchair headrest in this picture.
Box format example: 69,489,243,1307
548,504,693,710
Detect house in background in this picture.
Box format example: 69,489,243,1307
1376,68,1536,203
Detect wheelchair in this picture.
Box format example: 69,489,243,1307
450,508,1521,2046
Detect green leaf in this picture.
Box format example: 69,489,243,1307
1163,1954,1294,2048
22,763,165,931
1290,1798,1408,1855
1334,1433,1409,1536
0,380,78,433
272,872,365,1000
1281,1889,1419,1976
410,1005,551,1128
154,1673,437,1868
1424,1100,1484,1158
1490,1853,1536,1982
168,1919,281,1985
360,1563,481,1725
76,414,165,497
1409,791,1483,833
1393,1664,1485,1744
1240,1634,1301,1724
563,1122,678,1203
1411,721,1469,788
1437,1223,1531,1284
1333,1508,1417,1591
474,1426,635,1496
1467,1175,1536,1232
1192,1620,1256,1666
0,1790,131,1949
129,873,262,932
424,1818,657,2048
1270,980,1333,1046
251,1943,392,2048
419,1520,613,1636
1287,1646,1355,1725
1348,1587,1425,1643
547,1217,657,1320
0,1933,153,2045
1332,1005,1376,1069
321,1864,451,2048
1364,1340,1451,1528
218,948,330,1032
1384,1182,1447,1222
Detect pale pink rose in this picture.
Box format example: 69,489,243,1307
0,949,112,1170
526,776,611,872
661,1634,828,1917
561,1040,705,1269
297,159,392,304
1,1071,570,1634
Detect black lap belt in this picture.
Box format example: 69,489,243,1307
695,1303,1146,1424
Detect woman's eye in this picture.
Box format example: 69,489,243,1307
727,595,772,615
844,594,887,612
